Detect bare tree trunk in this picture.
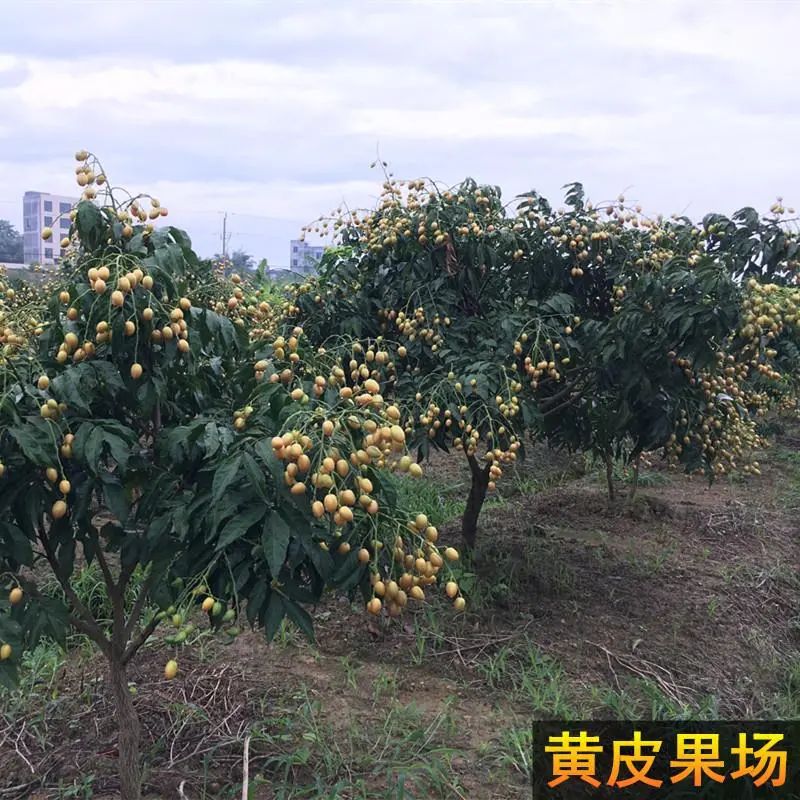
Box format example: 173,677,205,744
109,657,142,800
605,453,615,501
462,453,491,551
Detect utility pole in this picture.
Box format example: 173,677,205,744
221,212,229,257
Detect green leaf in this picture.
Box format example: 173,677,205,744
283,598,315,642
262,510,291,577
216,504,265,550
263,590,284,641
100,473,129,524
212,454,243,504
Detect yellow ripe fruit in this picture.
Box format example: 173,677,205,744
336,459,349,478
130,363,143,380
390,425,405,444
409,463,423,478
366,597,382,615
142,275,154,290
297,454,311,472
64,332,79,349
9,587,23,605
312,500,325,518
46,467,58,483
290,481,307,496
179,297,191,311
58,291,70,304
202,597,215,613
41,227,52,241
0,643,11,661
364,378,380,394
94,278,107,295
58,479,71,495
111,290,125,307
97,266,110,281
164,659,178,679
290,388,304,401
323,494,339,513
445,581,458,599
124,320,135,336
397,346,407,358
453,597,466,612
338,541,351,554
425,526,438,542
358,548,370,564
51,500,68,519
414,514,428,531
410,585,425,601
339,506,354,523
322,419,334,436
340,489,356,506
142,307,154,322
444,547,459,562
177,339,190,354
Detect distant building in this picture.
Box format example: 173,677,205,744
289,240,325,274
23,191,79,265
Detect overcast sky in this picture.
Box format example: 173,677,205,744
2,0,798,266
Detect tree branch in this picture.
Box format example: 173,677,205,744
123,571,157,642
38,528,110,652
123,614,161,665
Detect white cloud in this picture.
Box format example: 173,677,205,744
0,0,798,263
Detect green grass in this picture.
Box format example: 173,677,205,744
245,688,467,799
392,473,465,527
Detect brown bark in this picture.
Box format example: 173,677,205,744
605,453,615,501
462,453,491,551
109,657,142,800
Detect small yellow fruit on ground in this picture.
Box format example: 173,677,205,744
164,659,178,679
202,597,214,613
453,597,466,612
9,587,23,605
409,463,423,478
130,363,143,380
52,500,68,519
0,644,11,661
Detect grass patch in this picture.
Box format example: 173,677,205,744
392,473,466,527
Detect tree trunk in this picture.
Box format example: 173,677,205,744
604,453,615,501
629,453,641,501
462,454,490,551
109,657,142,800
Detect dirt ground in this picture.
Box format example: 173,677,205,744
2,423,798,799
